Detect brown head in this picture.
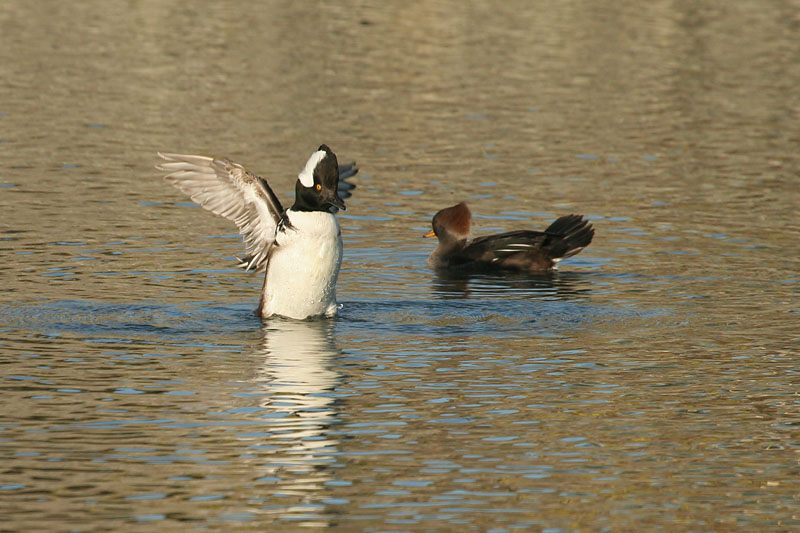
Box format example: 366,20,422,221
423,202,472,243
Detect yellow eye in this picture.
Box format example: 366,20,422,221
315,184,322,191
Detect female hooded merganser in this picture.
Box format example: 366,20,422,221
157,145,357,320
424,202,594,272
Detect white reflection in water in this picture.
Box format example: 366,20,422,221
248,319,342,525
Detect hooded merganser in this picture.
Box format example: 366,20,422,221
424,202,594,272
157,145,357,320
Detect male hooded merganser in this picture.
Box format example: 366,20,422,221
424,202,594,272
157,145,357,320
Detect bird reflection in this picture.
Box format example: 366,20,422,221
431,269,593,301
247,319,342,526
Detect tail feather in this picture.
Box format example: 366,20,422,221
545,215,595,260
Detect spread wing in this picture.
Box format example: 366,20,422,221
156,152,284,272
329,161,358,213
337,161,358,201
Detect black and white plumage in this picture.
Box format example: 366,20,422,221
424,202,594,272
157,145,357,320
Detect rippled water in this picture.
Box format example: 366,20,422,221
1,1,799,530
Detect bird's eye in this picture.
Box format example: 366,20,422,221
315,184,322,191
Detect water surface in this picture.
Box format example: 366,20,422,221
1,1,798,531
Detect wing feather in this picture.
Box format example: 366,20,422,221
337,162,359,194
465,231,551,261
332,161,358,211
156,152,284,272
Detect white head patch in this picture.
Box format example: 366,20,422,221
298,150,327,188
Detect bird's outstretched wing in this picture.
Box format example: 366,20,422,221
329,161,358,213
337,161,358,200
156,152,283,272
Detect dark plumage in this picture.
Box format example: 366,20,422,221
424,202,594,272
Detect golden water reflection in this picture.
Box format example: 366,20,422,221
245,320,342,526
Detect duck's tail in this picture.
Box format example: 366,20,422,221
545,215,595,261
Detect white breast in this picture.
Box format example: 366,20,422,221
260,209,343,319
